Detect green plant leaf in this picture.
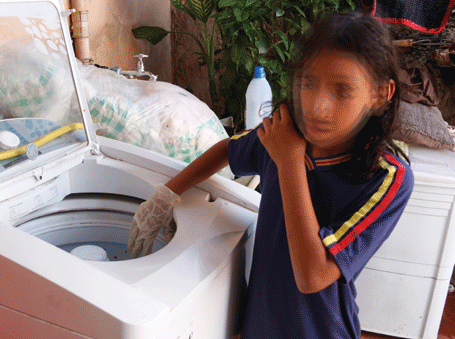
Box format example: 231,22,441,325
218,0,237,8
230,43,241,62
240,10,250,21
254,33,270,54
274,30,289,50
268,4,281,16
275,8,285,17
284,17,307,32
188,0,216,23
171,0,187,12
243,54,255,75
171,0,196,20
273,45,286,63
257,54,268,66
260,58,279,74
290,5,306,17
132,26,169,45
280,72,290,88
212,11,231,20
232,7,250,22
301,17,311,31
250,8,268,19
233,8,242,21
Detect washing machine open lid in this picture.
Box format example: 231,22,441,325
0,0,100,183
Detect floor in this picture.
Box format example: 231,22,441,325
360,289,455,339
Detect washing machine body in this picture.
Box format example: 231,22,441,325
0,1,260,338
356,145,455,339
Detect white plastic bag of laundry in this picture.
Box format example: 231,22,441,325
0,38,233,178
79,65,234,178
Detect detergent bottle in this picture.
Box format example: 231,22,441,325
245,66,273,130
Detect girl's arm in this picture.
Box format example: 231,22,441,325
277,158,341,294
165,138,230,196
257,105,341,294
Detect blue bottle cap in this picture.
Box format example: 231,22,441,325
253,66,266,79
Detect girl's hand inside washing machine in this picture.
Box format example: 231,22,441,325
127,185,180,258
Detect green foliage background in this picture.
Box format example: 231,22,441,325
133,0,355,132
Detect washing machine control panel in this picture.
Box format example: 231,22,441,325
0,174,68,226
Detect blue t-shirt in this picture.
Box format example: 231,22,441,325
227,126,414,339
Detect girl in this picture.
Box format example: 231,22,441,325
128,11,414,338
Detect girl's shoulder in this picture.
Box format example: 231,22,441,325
378,149,414,190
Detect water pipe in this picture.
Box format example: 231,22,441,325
70,0,90,65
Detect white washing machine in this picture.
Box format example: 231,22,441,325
356,145,455,339
0,1,260,338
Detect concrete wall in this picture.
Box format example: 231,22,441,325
64,0,172,82
61,1,212,105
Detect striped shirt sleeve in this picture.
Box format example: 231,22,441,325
319,153,414,282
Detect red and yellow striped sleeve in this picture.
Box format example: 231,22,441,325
320,153,413,281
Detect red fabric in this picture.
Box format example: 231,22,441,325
364,0,455,34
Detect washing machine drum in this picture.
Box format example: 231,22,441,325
15,193,167,261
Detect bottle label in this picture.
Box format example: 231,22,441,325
258,100,273,118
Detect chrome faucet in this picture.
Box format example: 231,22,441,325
135,54,146,73
119,54,158,81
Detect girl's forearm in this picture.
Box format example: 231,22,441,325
165,138,230,196
277,161,341,294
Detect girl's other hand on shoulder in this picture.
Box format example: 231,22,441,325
257,104,307,168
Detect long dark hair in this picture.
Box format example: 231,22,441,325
286,11,408,182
